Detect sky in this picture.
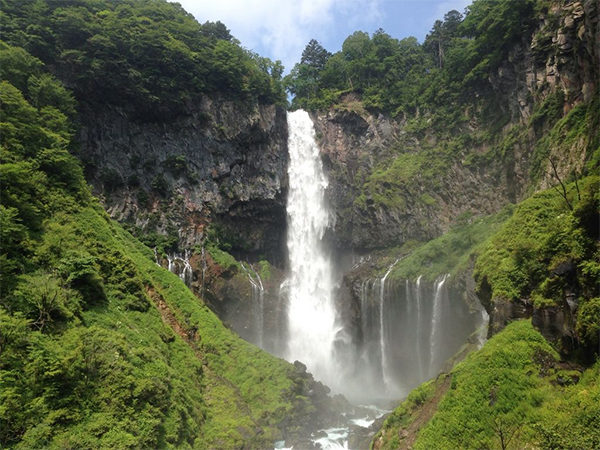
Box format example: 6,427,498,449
171,0,472,72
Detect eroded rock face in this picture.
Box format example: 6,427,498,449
77,96,289,262
312,106,516,251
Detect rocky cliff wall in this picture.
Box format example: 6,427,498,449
313,107,512,249
77,97,289,263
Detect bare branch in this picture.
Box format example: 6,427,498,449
548,157,572,211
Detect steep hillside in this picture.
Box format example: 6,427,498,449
0,42,342,448
373,321,600,449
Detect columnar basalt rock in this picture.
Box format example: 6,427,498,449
78,97,289,262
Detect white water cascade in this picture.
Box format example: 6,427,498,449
429,274,449,373
379,260,399,392
285,109,339,387
166,251,193,287
242,263,265,348
415,275,424,380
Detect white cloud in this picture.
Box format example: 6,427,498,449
431,0,472,22
171,0,381,72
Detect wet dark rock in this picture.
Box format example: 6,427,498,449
532,303,577,356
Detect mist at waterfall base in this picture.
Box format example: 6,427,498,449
166,109,488,405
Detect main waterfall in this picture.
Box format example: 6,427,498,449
285,110,339,387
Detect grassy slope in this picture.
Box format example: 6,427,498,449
382,206,513,283
373,320,600,449
2,200,302,448
83,206,298,447
0,48,311,446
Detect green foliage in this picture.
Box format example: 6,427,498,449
150,173,168,195
535,96,599,181
1,0,285,121
474,177,598,306
205,243,241,274
287,0,540,123
0,46,89,294
410,322,553,448
576,297,600,347
530,89,564,131
375,321,599,449
354,145,450,213
373,378,439,448
10,272,82,332
258,260,272,282
389,206,513,282
458,0,538,85
286,29,429,113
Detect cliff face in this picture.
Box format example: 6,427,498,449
313,107,511,250
77,97,289,262
313,0,598,252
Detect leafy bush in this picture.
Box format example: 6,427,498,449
474,177,598,313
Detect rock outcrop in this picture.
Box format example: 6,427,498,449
77,97,289,262
313,106,512,250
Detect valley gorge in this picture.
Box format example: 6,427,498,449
1,0,598,448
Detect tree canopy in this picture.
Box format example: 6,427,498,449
285,0,542,124
0,0,286,120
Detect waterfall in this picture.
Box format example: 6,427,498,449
415,275,424,380
166,251,193,287
181,250,193,286
379,260,399,392
242,263,265,348
477,308,490,349
429,274,449,373
285,109,338,386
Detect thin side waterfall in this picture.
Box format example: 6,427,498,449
429,274,449,372
181,251,193,286
477,308,490,349
415,275,424,380
379,260,399,391
361,279,370,346
242,263,265,348
285,109,338,386
166,251,193,287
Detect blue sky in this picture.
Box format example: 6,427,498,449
172,0,472,72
